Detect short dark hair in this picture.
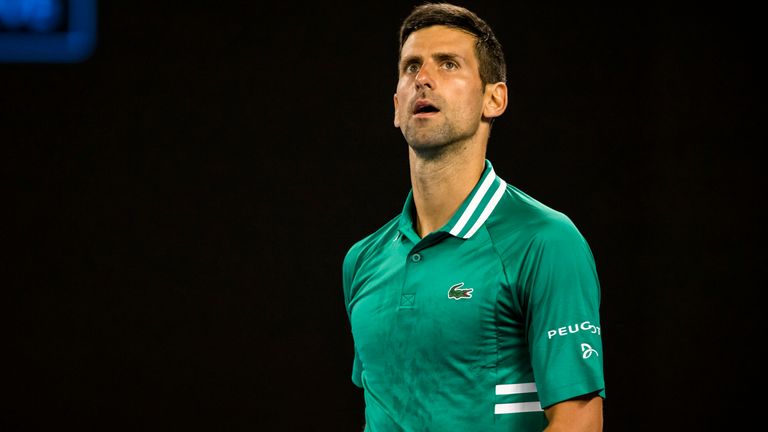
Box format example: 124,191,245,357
398,3,506,87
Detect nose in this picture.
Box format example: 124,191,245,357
415,62,435,89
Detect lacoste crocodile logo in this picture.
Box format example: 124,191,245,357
448,282,473,300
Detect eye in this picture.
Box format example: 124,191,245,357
404,63,420,74
442,61,458,70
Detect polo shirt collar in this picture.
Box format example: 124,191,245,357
398,159,508,241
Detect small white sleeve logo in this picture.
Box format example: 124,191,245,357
581,343,598,359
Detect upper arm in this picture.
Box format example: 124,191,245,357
342,243,365,388
543,393,603,432
520,216,606,406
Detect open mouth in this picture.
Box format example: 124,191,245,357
413,101,440,116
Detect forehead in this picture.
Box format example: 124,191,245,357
400,25,478,62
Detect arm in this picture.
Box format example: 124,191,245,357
518,217,606,413
544,393,603,432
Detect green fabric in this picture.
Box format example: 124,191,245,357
343,160,604,431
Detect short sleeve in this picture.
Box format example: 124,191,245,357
519,216,605,408
343,245,364,388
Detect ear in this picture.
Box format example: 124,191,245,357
482,82,508,119
393,93,401,128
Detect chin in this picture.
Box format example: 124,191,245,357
406,137,456,160
406,126,447,146
406,134,446,149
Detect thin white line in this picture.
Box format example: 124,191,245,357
449,169,497,236
496,382,538,395
494,401,543,414
463,179,507,238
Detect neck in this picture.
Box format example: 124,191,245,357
408,138,487,238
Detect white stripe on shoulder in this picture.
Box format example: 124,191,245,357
463,178,507,238
449,169,497,236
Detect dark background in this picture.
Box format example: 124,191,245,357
5,2,762,430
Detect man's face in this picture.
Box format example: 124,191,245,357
394,25,487,152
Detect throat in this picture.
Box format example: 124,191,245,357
409,152,486,238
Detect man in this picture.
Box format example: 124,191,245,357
342,3,605,431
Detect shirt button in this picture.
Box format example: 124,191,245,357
411,253,422,263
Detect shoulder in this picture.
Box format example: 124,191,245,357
343,214,401,278
486,183,587,249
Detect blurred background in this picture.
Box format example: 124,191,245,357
4,1,762,430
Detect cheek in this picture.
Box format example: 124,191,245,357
395,85,408,115
455,81,485,116
395,78,410,98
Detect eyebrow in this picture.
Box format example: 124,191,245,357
399,52,466,68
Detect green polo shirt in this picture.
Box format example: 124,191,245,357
342,160,605,431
